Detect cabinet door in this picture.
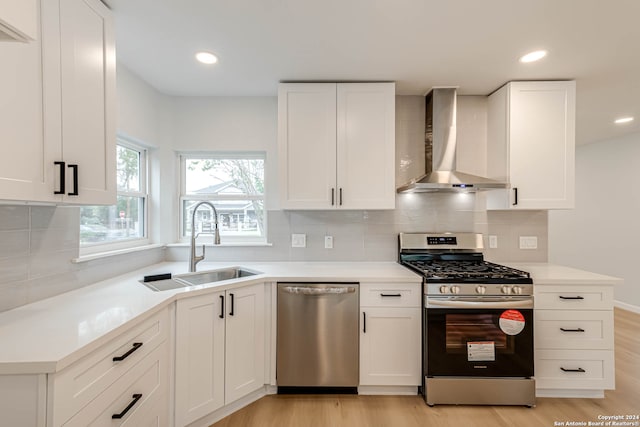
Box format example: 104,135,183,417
0,0,37,41
278,83,337,209
487,81,575,210
337,83,396,210
360,307,421,386
225,283,265,404
0,1,57,203
58,0,115,205
175,292,226,426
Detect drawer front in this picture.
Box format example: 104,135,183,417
60,341,169,427
535,310,614,350
535,349,614,390
534,286,613,310
52,308,169,425
360,282,421,307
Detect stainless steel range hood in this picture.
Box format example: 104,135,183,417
397,88,507,192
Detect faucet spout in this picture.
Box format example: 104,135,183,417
189,201,221,272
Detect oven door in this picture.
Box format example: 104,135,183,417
425,297,534,378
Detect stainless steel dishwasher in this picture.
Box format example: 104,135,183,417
277,282,359,390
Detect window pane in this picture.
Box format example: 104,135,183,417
183,199,264,238
185,158,264,195
80,196,144,244
117,145,141,192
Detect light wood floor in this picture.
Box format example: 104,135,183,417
213,308,640,427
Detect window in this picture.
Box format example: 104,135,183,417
180,153,265,243
80,141,147,249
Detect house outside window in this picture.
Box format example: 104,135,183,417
180,153,266,243
80,140,148,251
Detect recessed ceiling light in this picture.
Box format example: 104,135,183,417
195,51,218,65
614,117,634,124
519,50,547,63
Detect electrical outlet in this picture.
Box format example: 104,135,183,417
291,233,306,248
324,235,333,249
519,236,538,250
489,235,498,249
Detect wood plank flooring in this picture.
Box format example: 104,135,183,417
212,308,640,427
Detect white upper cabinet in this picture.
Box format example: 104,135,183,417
278,82,396,210
486,81,576,210
0,0,115,205
0,0,37,42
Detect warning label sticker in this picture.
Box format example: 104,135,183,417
499,310,526,335
467,341,496,362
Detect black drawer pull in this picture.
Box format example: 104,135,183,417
112,393,142,419
512,187,518,205
560,367,586,373
560,327,585,333
113,342,143,362
229,293,235,316
54,161,65,194
559,295,585,300
219,295,225,319
380,293,402,297
67,164,79,196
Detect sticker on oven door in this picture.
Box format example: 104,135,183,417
499,310,526,335
467,341,495,362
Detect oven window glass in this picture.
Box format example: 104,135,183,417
445,313,513,353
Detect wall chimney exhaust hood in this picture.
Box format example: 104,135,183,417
397,88,507,193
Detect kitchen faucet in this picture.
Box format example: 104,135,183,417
189,201,221,272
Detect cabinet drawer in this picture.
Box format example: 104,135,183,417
535,349,614,390
51,308,169,425
360,282,421,307
535,310,613,350
534,286,613,310
61,341,169,426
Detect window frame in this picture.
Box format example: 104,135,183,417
79,138,150,255
178,151,267,244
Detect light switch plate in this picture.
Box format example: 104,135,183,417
489,235,498,249
519,236,538,250
324,235,333,249
291,233,306,248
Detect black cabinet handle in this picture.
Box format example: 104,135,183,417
229,293,234,316
560,327,585,332
560,367,586,373
559,295,585,300
363,312,366,333
380,293,402,297
331,188,335,206
54,161,65,194
112,394,142,419
339,188,343,206
219,295,225,319
512,187,518,206
112,342,143,362
67,164,78,196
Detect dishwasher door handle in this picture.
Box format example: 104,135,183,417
281,286,357,295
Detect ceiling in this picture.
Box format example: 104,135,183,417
104,0,640,146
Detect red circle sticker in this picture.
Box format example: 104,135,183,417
499,310,525,335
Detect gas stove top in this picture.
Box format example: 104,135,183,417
398,232,533,293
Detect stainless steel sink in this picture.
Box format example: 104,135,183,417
140,267,261,292
175,267,259,286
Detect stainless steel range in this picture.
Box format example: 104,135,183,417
399,232,535,407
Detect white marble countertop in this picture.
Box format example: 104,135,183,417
505,262,622,286
0,261,421,375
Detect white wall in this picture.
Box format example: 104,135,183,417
549,132,640,310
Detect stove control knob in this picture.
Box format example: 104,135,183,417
476,286,486,295
439,286,450,294
450,286,461,294
501,285,512,294
512,286,523,295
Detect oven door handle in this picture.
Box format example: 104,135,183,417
426,298,533,309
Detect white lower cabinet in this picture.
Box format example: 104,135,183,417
534,284,615,397
175,282,266,427
359,282,421,391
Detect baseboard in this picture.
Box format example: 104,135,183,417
358,386,419,395
536,389,605,398
187,386,267,427
614,300,640,314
